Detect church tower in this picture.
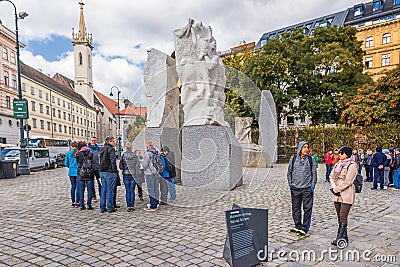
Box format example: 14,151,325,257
72,1,94,106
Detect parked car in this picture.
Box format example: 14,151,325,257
1,147,50,171
50,153,66,169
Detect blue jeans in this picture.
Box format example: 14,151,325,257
79,179,94,208
123,176,136,208
100,172,117,211
69,176,79,204
166,177,176,200
358,163,363,175
364,165,373,181
325,164,332,181
373,168,384,189
146,174,159,209
393,169,400,189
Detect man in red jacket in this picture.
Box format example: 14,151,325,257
325,149,333,182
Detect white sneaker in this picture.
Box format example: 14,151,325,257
383,186,388,190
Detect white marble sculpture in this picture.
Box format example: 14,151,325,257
144,48,179,128
235,117,253,144
173,19,228,127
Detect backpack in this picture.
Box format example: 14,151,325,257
79,153,94,178
150,150,164,175
92,150,100,170
347,163,363,193
99,146,110,171
165,155,176,178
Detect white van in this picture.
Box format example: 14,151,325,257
28,148,50,170
1,147,50,171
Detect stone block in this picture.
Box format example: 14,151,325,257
181,125,242,191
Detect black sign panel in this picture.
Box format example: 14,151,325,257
224,204,268,267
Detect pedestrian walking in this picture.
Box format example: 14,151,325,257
64,141,79,207
329,146,357,248
99,136,119,213
287,141,317,237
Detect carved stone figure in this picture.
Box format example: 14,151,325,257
174,19,228,126
235,117,253,144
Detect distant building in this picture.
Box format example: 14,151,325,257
0,22,23,145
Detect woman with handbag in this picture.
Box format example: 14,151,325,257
329,146,357,248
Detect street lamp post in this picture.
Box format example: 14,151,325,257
109,86,121,158
0,0,30,174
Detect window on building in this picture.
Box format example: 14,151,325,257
45,93,49,101
5,96,11,109
373,1,382,11
287,116,295,125
80,108,82,114
69,127,71,134
73,115,75,122
31,101,36,111
38,90,42,98
260,39,267,47
39,104,43,113
46,106,50,115
79,52,83,65
57,98,60,105
59,124,62,132
68,114,71,121
354,6,363,16
68,103,70,109
80,118,83,125
72,104,74,111
52,96,55,103
365,57,373,69
21,83,26,92
4,71,9,86
73,128,76,135
47,122,51,131
11,75,16,88
382,33,391,44
2,47,8,60
10,52,15,64
8,120,12,127
63,100,65,108
53,123,57,132
63,112,66,120
40,120,44,129
52,108,56,117
88,55,91,68
58,110,61,119
30,86,34,95
365,37,374,47
32,118,37,128
382,54,390,66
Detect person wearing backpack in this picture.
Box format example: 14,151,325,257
142,140,162,212
161,146,176,202
287,141,317,237
372,146,387,190
329,146,357,248
99,136,119,213
88,136,101,202
119,142,140,212
64,141,79,208
76,141,95,210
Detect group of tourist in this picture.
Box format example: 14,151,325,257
325,146,400,190
64,136,177,213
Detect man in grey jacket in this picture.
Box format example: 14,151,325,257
287,141,317,236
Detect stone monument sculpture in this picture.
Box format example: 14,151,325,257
174,19,242,191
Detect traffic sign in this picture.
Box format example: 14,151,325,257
13,99,29,119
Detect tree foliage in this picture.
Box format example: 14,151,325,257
341,66,400,126
127,114,146,142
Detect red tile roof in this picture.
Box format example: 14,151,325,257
120,106,147,116
94,90,118,114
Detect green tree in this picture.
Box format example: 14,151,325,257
127,114,146,142
341,66,400,125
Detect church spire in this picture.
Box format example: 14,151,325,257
72,1,92,48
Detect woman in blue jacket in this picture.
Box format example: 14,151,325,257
64,142,79,207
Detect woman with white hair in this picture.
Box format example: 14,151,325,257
119,142,140,211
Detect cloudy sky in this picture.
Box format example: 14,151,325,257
0,0,365,102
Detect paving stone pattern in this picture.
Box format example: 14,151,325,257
0,164,398,266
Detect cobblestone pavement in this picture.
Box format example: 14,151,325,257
0,164,399,267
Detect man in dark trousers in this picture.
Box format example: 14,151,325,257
371,146,387,190
99,136,119,213
88,136,101,202
287,141,317,237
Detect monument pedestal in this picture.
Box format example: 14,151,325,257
181,125,242,191
241,144,268,168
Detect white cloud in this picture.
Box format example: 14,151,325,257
2,0,365,99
